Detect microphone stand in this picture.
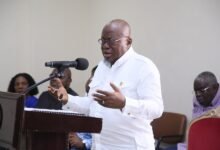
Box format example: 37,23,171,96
23,68,65,95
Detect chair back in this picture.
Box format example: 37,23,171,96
152,112,187,144
187,107,220,150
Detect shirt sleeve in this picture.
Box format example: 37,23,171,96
62,95,91,115
122,64,164,120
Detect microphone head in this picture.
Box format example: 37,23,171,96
75,58,89,70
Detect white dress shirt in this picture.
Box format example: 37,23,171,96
63,47,164,150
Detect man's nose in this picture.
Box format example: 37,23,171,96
102,41,110,48
195,91,202,96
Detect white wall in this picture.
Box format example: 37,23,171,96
0,0,220,121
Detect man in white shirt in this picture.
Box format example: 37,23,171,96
50,19,164,150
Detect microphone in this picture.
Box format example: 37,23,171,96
45,58,89,70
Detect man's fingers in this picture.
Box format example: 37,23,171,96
93,94,103,103
96,90,110,96
93,93,106,105
48,86,54,93
48,86,61,100
58,94,63,100
110,82,120,92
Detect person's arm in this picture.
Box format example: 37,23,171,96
76,133,92,150
122,66,164,120
69,132,87,150
62,95,91,115
48,79,91,114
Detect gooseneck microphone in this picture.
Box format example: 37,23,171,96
45,58,89,70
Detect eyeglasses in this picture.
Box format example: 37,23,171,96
194,86,211,95
98,36,128,45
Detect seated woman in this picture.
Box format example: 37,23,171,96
7,73,39,108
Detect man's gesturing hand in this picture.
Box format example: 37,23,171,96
93,82,126,109
48,78,68,104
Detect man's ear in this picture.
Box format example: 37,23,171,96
214,83,219,89
127,37,132,45
69,78,72,83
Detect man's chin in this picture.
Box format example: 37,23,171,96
104,57,118,65
104,57,112,62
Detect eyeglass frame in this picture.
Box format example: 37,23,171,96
194,86,211,95
98,36,129,45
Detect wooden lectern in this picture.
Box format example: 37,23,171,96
0,91,102,150
24,109,102,150
0,91,24,150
